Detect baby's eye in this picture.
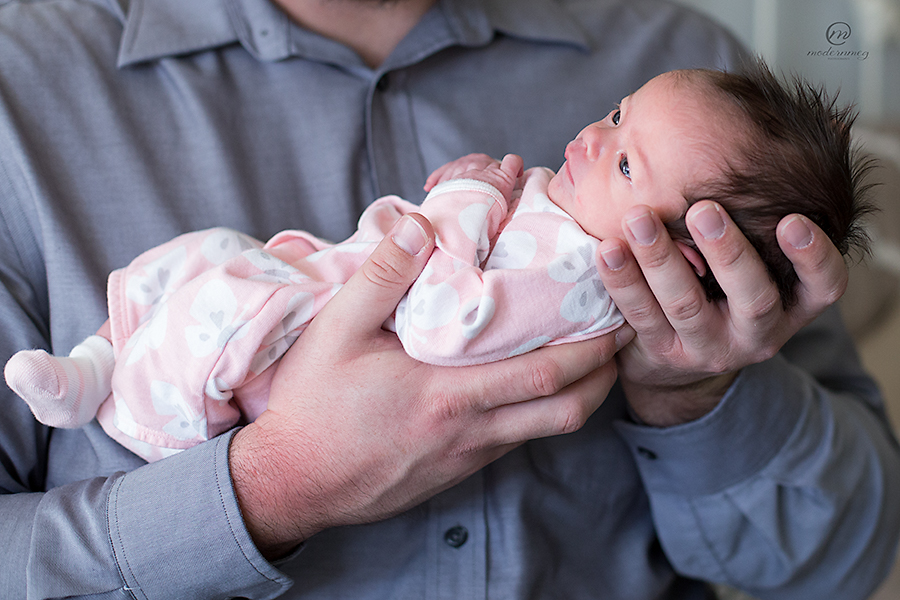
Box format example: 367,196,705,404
619,155,630,179
612,110,621,125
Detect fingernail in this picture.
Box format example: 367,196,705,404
392,216,428,256
692,204,725,240
601,246,625,271
782,215,813,249
626,213,657,245
615,325,635,351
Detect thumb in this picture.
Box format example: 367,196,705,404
321,213,435,338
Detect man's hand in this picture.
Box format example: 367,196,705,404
230,212,627,558
597,201,848,427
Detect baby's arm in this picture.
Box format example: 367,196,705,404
399,162,622,366
418,154,522,266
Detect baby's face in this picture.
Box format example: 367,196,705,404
548,72,731,240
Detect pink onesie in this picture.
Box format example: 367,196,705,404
97,168,623,461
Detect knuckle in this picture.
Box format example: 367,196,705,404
706,336,774,374
428,388,466,423
528,359,565,398
821,269,849,305
620,297,658,323
556,401,590,435
741,287,782,322
635,248,671,271
706,352,736,375
823,284,846,306
715,243,746,271
755,343,779,364
363,254,407,289
665,291,705,322
447,439,488,461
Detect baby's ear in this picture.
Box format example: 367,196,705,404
675,240,708,277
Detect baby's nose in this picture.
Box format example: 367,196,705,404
579,124,605,161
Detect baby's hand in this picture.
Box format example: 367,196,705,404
425,153,524,199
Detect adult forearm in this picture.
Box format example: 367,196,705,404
618,356,900,598
5,433,291,600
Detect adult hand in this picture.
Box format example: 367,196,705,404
596,201,848,427
230,212,627,558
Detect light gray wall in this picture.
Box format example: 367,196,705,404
677,0,900,126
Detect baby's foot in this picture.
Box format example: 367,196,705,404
4,336,114,427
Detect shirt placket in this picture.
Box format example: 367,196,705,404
360,15,490,600
425,470,488,600
366,68,429,205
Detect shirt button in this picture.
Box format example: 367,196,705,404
376,74,390,91
443,525,469,548
636,446,658,460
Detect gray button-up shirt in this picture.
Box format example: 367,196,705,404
0,0,898,598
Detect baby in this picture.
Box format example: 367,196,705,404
5,60,873,462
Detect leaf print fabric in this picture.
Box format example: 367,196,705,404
123,245,187,312
200,228,261,265
151,380,208,441
549,222,606,324
184,279,245,358
395,168,622,365
99,225,385,460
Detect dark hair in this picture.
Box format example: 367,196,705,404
665,59,876,308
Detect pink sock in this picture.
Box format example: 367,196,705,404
4,336,115,428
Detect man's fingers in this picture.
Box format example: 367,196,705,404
446,334,624,448
318,213,435,339
598,206,712,353
777,213,849,320
596,237,670,336
484,358,619,443
685,201,782,327
622,208,711,330
445,327,628,414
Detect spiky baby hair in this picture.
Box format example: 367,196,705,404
666,59,876,308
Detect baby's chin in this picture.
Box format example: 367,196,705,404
545,172,568,208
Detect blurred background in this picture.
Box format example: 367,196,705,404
675,1,900,598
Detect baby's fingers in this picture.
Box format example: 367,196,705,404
498,154,524,180
425,153,499,191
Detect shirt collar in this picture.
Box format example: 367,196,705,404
484,0,588,49
117,0,237,67
116,0,588,68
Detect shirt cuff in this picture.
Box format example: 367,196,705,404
106,428,293,599
614,354,808,497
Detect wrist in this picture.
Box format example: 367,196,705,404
229,417,320,559
623,370,739,427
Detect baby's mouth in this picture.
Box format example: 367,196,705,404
565,162,574,185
